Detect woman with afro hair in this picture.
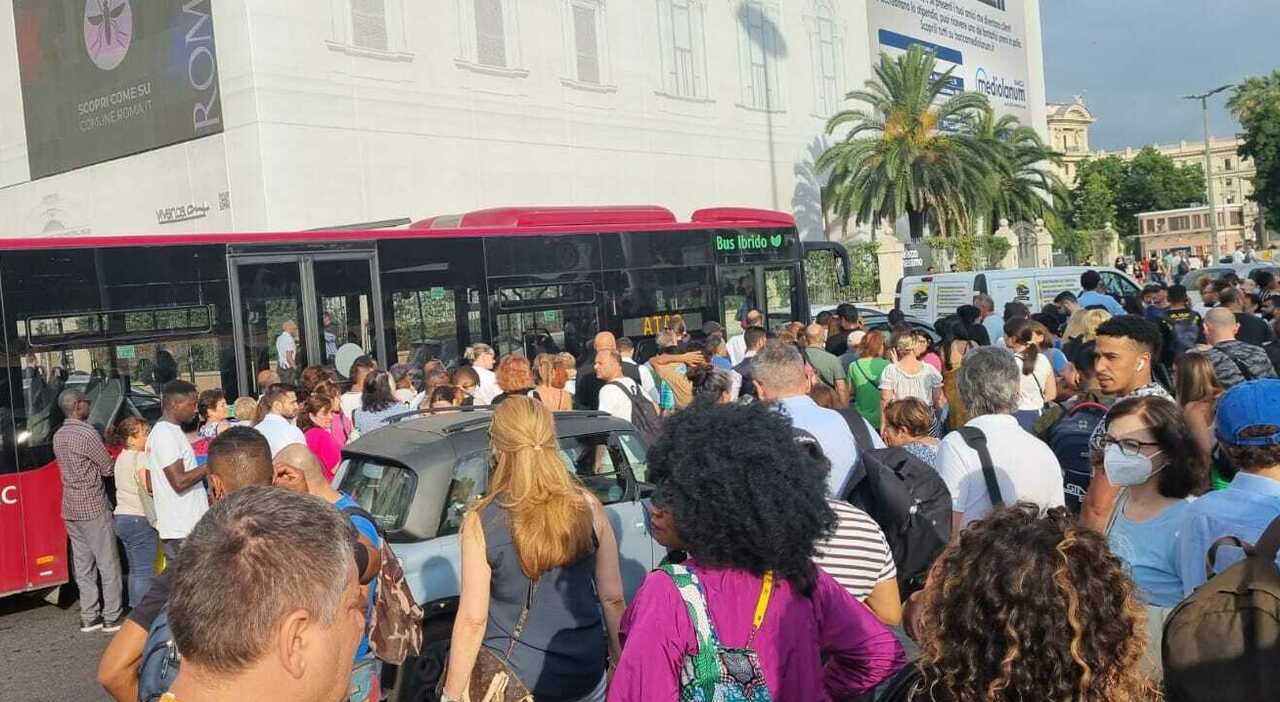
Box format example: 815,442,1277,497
884,504,1158,702
607,401,904,700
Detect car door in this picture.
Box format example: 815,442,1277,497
556,431,657,599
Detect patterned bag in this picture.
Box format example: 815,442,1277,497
660,563,775,702
341,505,424,664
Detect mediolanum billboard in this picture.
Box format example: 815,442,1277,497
866,0,1031,124
13,0,223,179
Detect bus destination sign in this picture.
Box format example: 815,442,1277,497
715,232,786,253
622,311,704,338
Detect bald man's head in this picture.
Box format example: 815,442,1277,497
804,324,825,346
1205,307,1240,344
275,443,329,489
593,331,617,353
206,426,272,501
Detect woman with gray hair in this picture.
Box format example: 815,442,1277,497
934,347,1066,531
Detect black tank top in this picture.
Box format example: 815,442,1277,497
480,501,605,700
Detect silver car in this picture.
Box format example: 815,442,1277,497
332,408,659,701
1182,263,1278,307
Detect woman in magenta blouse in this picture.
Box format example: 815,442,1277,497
608,402,904,701
297,390,342,481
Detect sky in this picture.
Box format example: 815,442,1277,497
1041,0,1278,151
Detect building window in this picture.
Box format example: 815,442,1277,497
656,0,709,99
806,1,843,116
351,0,388,50
738,0,783,110
327,0,412,59
561,0,610,86
1224,158,1233,171
1231,211,1244,225
1225,177,1233,188
457,0,523,73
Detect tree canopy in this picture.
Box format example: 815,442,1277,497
1229,71,1280,231
1069,148,1205,237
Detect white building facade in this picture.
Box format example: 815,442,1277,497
0,0,1047,240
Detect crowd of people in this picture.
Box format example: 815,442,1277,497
46,261,1280,701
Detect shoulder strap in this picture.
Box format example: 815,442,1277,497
849,358,869,385
660,564,720,656
1067,401,1110,417
1104,489,1128,537
503,579,539,661
1226,350,1258,381
1256,513,1280,562
841,409,874,454
340,503,384,538
956,426,1004,507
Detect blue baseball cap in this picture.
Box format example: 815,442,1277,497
1216,379,1280,447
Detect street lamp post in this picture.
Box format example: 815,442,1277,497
1182,84,1233,263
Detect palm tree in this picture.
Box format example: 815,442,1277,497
818,45,997,239
966,108,1069,230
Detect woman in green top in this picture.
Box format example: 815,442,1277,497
847,330,890,430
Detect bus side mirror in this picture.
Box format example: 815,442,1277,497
803,241,852,287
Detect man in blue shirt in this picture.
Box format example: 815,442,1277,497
274,444,383,702
751,340,885,496
1177,379,1280,596
1077,270,1126,316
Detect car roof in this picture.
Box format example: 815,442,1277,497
342,407,636,470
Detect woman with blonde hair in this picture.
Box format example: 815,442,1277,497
1062,308,1112,364
532,353,572,411
1176,352,1228,489
880,330,945,434
442,397,624,702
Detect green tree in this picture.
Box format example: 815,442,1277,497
1071,170,1118,230
966,108,1069,230
1070,148,1204,237
818,46,997,239
1229,71,1280,230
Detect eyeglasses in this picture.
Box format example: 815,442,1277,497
1090,434,1162,456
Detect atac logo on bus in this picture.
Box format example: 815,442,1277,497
715,232,786,253
84,0,133,71
1014,281,1032,303
973,67,1027,108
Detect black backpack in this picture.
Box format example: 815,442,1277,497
606,380,663,446
1046,400,1109,514
837,409,952,596
843,447,951,596
1167,310,1204,357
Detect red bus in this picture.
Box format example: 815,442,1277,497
0,204,848,598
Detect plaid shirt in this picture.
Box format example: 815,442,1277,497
53,418,114,521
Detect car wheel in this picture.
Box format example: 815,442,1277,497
391,618,453,702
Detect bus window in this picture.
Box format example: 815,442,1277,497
314,258,377,366
607,268,714,340
2,247,235,459
718,268,759,335
764,266,798,332
234,261,309,390
378,239,485,368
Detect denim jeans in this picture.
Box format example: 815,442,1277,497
113,514,158,608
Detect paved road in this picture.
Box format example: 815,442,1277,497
0,592,111,702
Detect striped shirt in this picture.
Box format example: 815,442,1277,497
814,499,897,600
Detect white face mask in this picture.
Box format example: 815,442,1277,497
1104,444,1164,487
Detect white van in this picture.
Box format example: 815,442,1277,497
895,267,1141,323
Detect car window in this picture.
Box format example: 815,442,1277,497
1098,271,1131,297
617,432,648,483
559,433,628,504
438,450,489,537
337,458,417,532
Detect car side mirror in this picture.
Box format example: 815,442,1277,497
637,483,655,500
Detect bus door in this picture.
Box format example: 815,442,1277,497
716,263,803,333
490,280,600,361
229,250,387,397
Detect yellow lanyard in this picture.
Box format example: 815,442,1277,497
752,571,774,630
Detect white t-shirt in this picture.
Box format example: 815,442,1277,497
254,413,306,457
276,332,296,369
598,377,642,423
340,391,363,418
474,367,501,406
146,420,208,540
935,414,1065,528
726,333,748,366
1015,352,1054,411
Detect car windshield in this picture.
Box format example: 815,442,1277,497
337,458,418,533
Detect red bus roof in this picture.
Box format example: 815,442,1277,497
0,205,796,251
